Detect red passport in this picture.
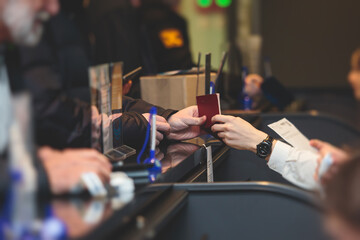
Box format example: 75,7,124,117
196,93,221,129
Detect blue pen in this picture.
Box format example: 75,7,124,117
209,82,215,94
241,66,252,110
144,108,161,168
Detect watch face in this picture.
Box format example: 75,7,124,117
257,142,271,158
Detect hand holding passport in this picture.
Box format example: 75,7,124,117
196,93,221,130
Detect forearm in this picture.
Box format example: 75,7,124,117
245,129,319,190
267,141,319,190
123,96,177,120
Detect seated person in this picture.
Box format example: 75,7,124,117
243,73,296,111
0,0,111,196
324,155,360,240
348,48,360,100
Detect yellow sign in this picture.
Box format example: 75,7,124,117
159,28,184,49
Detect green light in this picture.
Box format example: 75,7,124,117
215,0,232,8
197,0,212,8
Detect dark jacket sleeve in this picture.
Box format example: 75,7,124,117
17,16,93,149
123,96,177,119
118,97,177,148
36,158,51,196
19,61,92,149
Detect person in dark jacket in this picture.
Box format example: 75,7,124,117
89,0,193,98
17,1,204,150
0,0,111,196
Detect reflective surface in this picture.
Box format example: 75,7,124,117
0,137,220,240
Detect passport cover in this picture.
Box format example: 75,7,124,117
196,93,221,128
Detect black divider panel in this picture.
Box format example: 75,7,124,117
157,185,329,240
214,149,291,185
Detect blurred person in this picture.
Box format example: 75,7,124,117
324,156,360,240
243,73,296,111
0,0,111,195
16,0,204,150
219,49,360,190
348,48,360,100
89,0,193,98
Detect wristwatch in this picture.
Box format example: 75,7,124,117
256,135,274,159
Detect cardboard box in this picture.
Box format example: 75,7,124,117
140,73,216,110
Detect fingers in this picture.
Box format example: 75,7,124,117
314,157,321,181
46,160,111,195
186,105,199,117
156,130,164,142
211,123,227,133
309,139,325,150
123,80,132,95
155,115,167,123
211,115,234,124
146,114,170,133
77,158,111,181
155,149,164,160
156,121,171,133
167,126,201,141
93,166,111,183
68,149,111,170
217,132,226,139
111,113,122,120
180,115,207,126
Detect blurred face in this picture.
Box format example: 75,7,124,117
325,213,360,240
348,70,360,100
1,0,59,46
348,50,360,100
244,74,264,98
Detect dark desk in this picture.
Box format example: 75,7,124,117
3,113,354,239
75,183,329,240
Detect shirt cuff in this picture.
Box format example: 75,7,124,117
268,141,292,174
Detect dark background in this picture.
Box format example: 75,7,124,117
261,0,360,89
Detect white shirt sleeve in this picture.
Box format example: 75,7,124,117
268,141,320,191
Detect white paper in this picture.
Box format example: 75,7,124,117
81,172,107,197
268,118,317,153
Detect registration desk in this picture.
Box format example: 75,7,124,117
2,113,357,239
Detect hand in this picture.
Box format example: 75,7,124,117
38,147,112,195
310,139,349,185
123,80,132,95
91,106,102,140
244,74,263,98
142,113,171,145
167,106,206,141
155,147,164,161
211,115,267,153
